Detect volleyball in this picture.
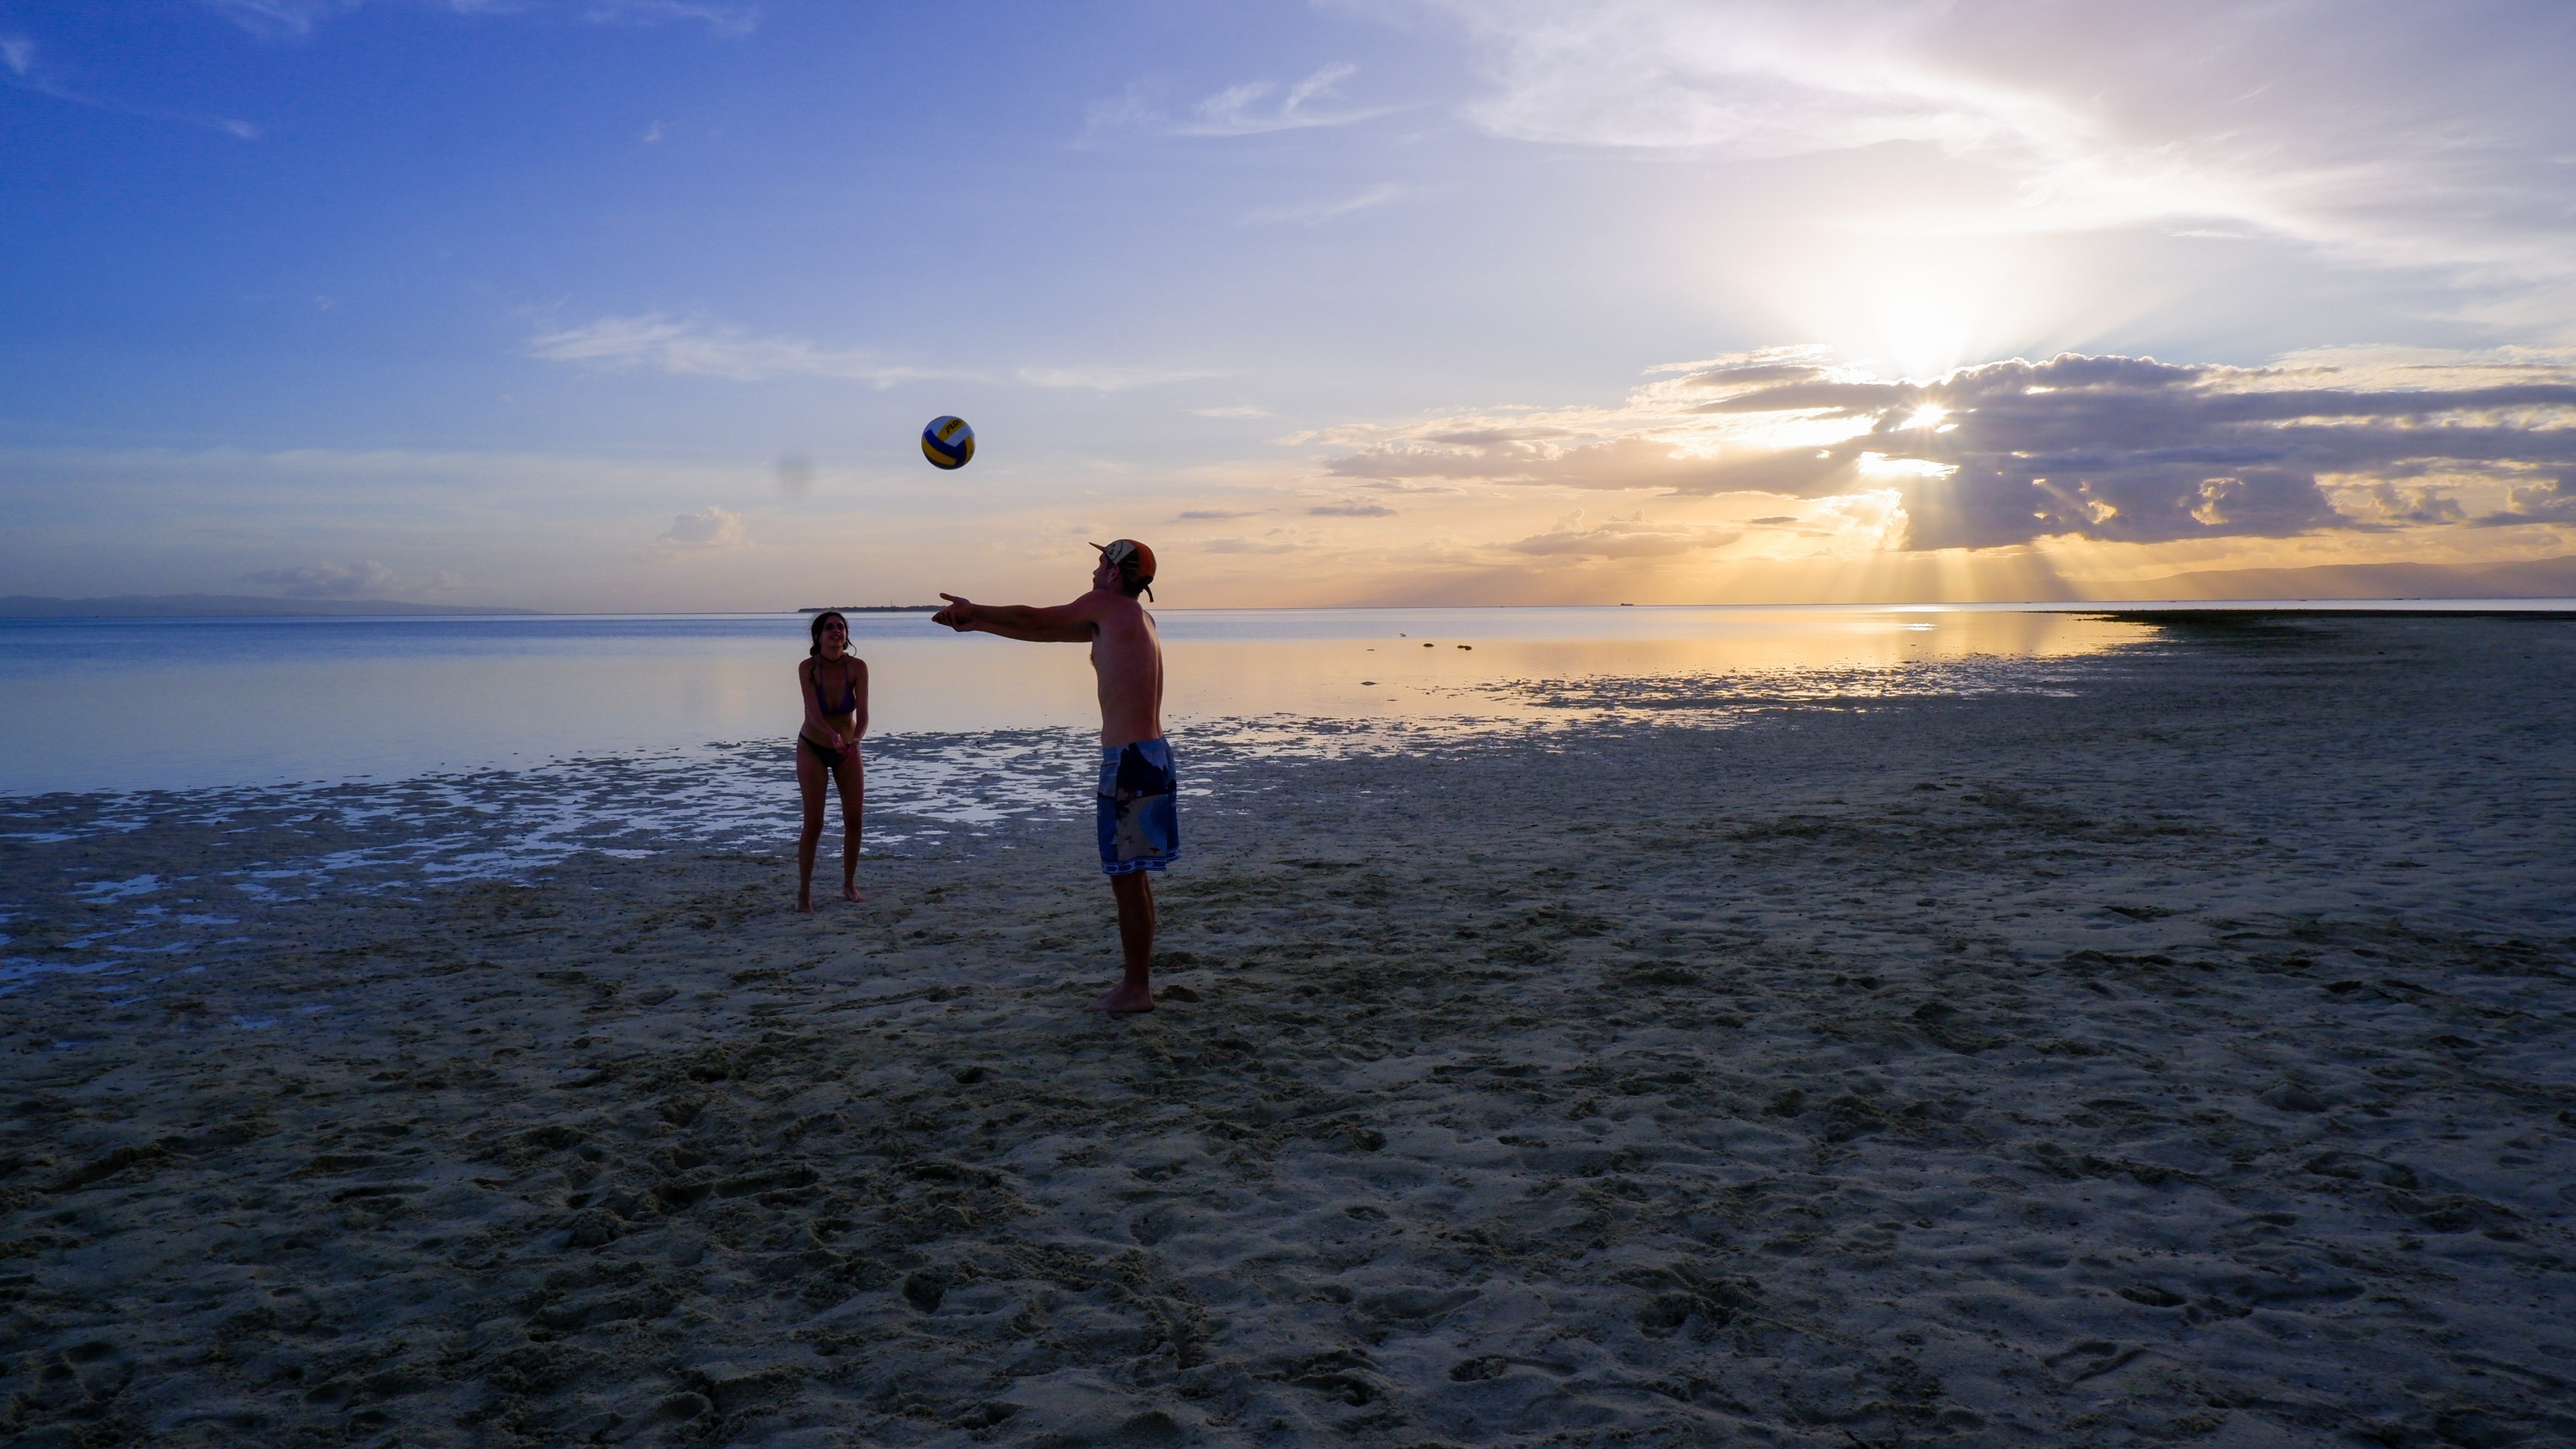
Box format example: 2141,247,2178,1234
921,416,975,470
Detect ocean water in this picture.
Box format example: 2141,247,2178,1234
0,605,2160,796
5,600,2561,993
0,602,2160,993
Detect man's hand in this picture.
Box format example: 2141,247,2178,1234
931,594,1095,643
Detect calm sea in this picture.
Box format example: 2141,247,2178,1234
0,606,2174,796
3,600,2564,990
4,600,2565,796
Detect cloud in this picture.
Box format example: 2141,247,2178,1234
1201,532,1305,554
2483,477,2576,526
1176,508,1261,521
3,28,262,137
1419,0,2576,299
656,506,743,548
1192,405,1273,419
581,1,757,36
1013,363,1218,391
197,1,354,40
1440,2,2062,156
199,0,757,40
2328,481,2469,527
237,559,397,597
1318,346,2576,550
1245,183,1404,227
1089,63,1403,141
1506,510,1738,558
529,315,1204,392
1177,62,1378,136
527,314,950,387
1308,501,1397,517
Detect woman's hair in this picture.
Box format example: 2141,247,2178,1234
808,612,847,657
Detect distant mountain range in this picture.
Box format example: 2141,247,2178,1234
0,594,542,618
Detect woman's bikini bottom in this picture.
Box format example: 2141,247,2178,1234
800,734,847,770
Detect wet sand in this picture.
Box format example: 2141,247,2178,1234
3,612,2573,1446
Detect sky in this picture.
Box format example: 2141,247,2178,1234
3,0,2574,610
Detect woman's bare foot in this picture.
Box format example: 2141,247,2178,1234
1090,982,1154,1014
841,883,863,903
795,898,816,914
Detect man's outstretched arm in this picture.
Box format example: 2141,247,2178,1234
933,594,1096,643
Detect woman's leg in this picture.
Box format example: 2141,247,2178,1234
795,741,828,912
833,752,865,901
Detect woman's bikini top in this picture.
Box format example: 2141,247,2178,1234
812,659,858,715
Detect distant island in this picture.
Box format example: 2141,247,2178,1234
0,594,542,619
798,605,943,613
2101,555,2576,603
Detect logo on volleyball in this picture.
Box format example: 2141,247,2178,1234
921,416,975,470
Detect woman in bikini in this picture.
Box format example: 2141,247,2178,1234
795,611,868,912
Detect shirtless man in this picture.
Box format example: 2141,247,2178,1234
932,540,1175,1014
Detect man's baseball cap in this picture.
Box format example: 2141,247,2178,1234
1091,539,1156,599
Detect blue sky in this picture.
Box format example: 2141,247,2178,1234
5,0,2574,608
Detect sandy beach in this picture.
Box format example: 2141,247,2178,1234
3,611,2573,1447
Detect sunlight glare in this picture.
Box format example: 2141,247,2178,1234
1750,233,2093,383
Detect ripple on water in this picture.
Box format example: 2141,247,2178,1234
0,648,2137,995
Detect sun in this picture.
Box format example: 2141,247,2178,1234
1753,230,2085,383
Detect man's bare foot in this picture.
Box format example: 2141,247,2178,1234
1090,982,1154,1014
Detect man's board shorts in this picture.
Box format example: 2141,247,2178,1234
1097,738,1181,875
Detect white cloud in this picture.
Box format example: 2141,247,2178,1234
655,506,743,549
1442,2,2063,155
200,0,757,40
1013,363,1218,391
3,27,260,137
527,314,951,387
528,315,1206,392
1245,183,1404,227
1308,500,1397,517
582,1,757,37
1090,62,1404,141
197,1,352,40
1179,63,1370,136
1421,0,2576,299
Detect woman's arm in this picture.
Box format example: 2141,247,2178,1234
798,658,832,742
848,659,870,742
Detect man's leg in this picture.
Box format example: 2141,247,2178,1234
1095,870,1156,1014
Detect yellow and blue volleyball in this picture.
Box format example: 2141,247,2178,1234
920,415,975,470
